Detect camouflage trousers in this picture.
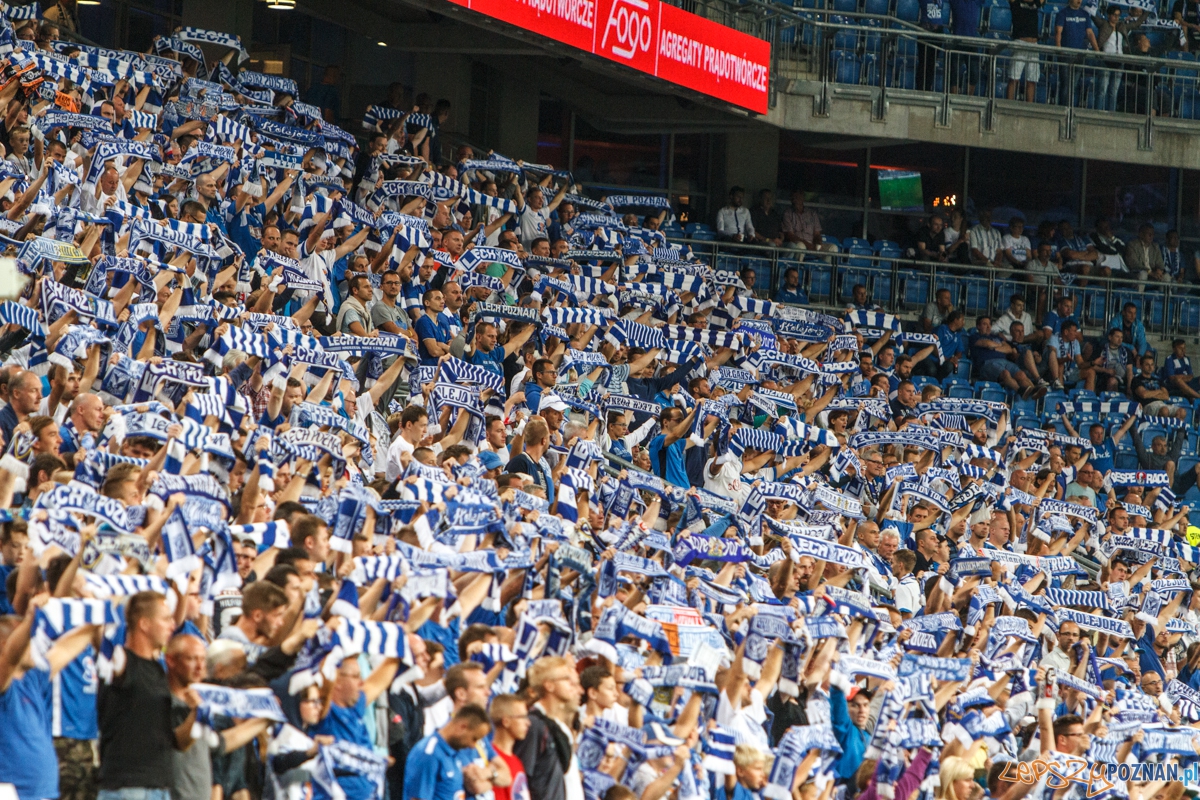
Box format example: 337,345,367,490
54,737,97,800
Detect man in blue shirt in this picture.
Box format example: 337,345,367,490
648,404,700,488
773,267,807,305
1162,338,1200,400
414,289,452,366
923,309,965,380
467,321,534,377
0,598,103,800
1040,294,1078,342
403,705,493,800
948,0,985,92
1056,0,1099,50
314,654,403,800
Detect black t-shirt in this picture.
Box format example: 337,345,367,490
97,652,177,789
751,206,784,240
767,690,809,745
1132,372,1162,399
914,550,934,574
916,225,949,259
1011,0,1042,38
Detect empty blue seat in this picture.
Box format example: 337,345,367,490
912,375,936,390
863,0,889,14
1012,396,1038,418
980,388,1008,403
833,29,860,50
1175,298,1200,334
807,263,833,301
1042,391,1068,416
902,270,930,308
832,50,861,83
956,358,972,381
948,385,974,399
896,0,919,20
987,5,1012,32
1015,415,1040,430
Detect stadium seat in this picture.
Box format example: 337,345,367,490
1042,391,1068,416
807,263,833,301
987,6,1012,33
948,385,974,399
979,387,1007,403
863,0,889,15
1012,396,1038,418
1181,455,1200,477
955,359,972,381
962,278,989,314
895,0,919,21
912,375,936,390
833,29,860,51
902,269,930,309
1015,415,1040,430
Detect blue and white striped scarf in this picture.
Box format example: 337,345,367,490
846,310,901,332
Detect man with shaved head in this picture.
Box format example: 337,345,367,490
166,635,271,800
60,392,106,466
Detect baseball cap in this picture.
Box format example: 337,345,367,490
538,393,569,413
478,451,503,471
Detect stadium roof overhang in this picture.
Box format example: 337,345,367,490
309,0,775,135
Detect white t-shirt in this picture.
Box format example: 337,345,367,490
518,205,551,245
895,574,922,615
716,688,770,751
703,456,753,509
1001,234,1031,263
385,435,442,482
480,443,511,465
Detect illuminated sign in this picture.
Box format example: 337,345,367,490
446,0,771,113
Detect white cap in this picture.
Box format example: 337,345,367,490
538,393,569,413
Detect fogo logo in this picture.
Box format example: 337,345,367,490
601,0,654,60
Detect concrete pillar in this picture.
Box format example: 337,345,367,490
181,0,253,46
714,126,780,207
494,69,539,161
412,54,473,144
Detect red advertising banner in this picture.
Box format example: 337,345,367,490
445,0,770,113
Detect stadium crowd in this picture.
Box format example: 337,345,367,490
3,16,1200,800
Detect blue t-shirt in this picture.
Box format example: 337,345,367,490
970,332,1008,363
229,201,266,261
404,731,476,800
949,0,984,35
648,433,689,488
414,313,452,366
312,692,376,800
1163,356,1194,379
1056,6,1094,48
1041,311,1078,337
1137,624,1165,679
417,616,463,666
933,324,965,360
52,649,98,740
774,288,807,304
0,668,58,800
920,0,945,27
1090,437,1116,475
469,346,505,376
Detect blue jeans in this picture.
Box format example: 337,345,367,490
1097,69,1122,111
98,789,172,800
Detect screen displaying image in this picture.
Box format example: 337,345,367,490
878,169,924,211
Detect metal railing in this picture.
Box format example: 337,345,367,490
666,234,1200,340
651,0,1200,128
788,11,1200,128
